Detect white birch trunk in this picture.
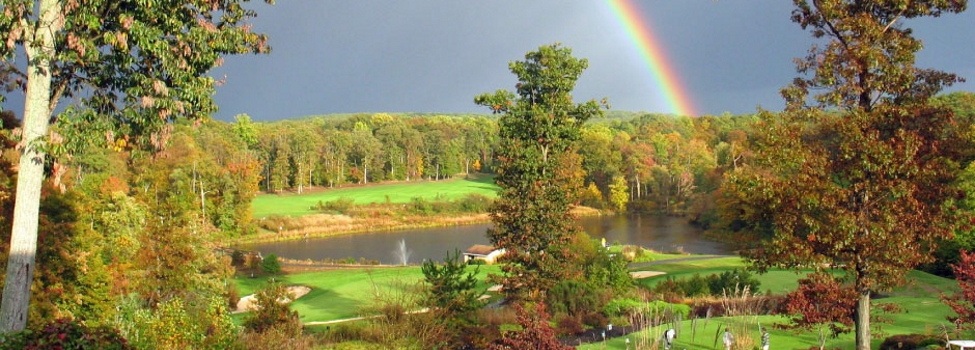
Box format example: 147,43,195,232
0,0,61,333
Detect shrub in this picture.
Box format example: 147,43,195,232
644,300,691,320
261,253,282,274
120,296,238,350
653,269,762,298
603,298,644,318
461,323,502,350
457,193,492,213
620,245,646,262
602,298,690,320
879,334,943,350
409,197,434,214
555,314,584,336
243,282,302,336
479,306,518,327
313,197,356,214
319,322,383,345
236,327,315,350
547,280,600,316
683,273,710,296
707,268,761,295
422,250,482,315
231,250,246,266
582,312,609,330
258,214,296,232
226,282,241,310
0,318,131,350
488,303,571,350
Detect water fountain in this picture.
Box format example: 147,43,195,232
393,239,413,266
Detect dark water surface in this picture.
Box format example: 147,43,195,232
239,214,731,265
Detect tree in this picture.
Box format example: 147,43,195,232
421,249,481,346
723,2,970,349
944,250,975,328
608,175,629,212
578,125,621,195
619,136,655,200
260,253,281,275
475,43,605,300
374,118,408,181
349,122,381,184
130,135,235,308
243,281,300,336
421,250,481,315
777,273,856,336
487,303,570,350
317,129,353,187
0,0,271,333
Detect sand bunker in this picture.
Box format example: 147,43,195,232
234,285,312,313
629,271,665,279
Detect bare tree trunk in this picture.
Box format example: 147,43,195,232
855,291,870,350
297,161,303,194
636,176,641,199
1,0,61,333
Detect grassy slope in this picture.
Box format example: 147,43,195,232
233,264,502,323
579,300,961,350
251,175,498,218
584,258,964,350
633,257,816,295
232,254,965,348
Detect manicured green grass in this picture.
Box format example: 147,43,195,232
635,256,747,273
251,175,498,218
580,294,965,350
591,304,965,349
607,245,694,263
614,255,966,349
233,264,502,323
236,254,965,349
633,256,813,294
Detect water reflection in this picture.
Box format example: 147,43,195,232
240,214,730,265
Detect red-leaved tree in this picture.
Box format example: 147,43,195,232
778,273,857,336
488,303,572,350
944,250,975,328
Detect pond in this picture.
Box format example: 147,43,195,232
239,213,732,265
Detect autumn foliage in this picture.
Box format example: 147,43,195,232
777,273,856,335
488,303,571,350
944,250,975,328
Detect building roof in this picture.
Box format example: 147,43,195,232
464,244,496,256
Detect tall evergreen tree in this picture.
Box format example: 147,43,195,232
475,44,605,301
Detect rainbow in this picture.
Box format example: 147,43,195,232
604,0,696,116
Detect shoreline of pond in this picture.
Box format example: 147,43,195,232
228,205,607,246
238,212,731,265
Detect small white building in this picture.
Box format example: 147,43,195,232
463,245,505,264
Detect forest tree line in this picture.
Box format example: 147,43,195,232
233,111,758,218
201,90,975,234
